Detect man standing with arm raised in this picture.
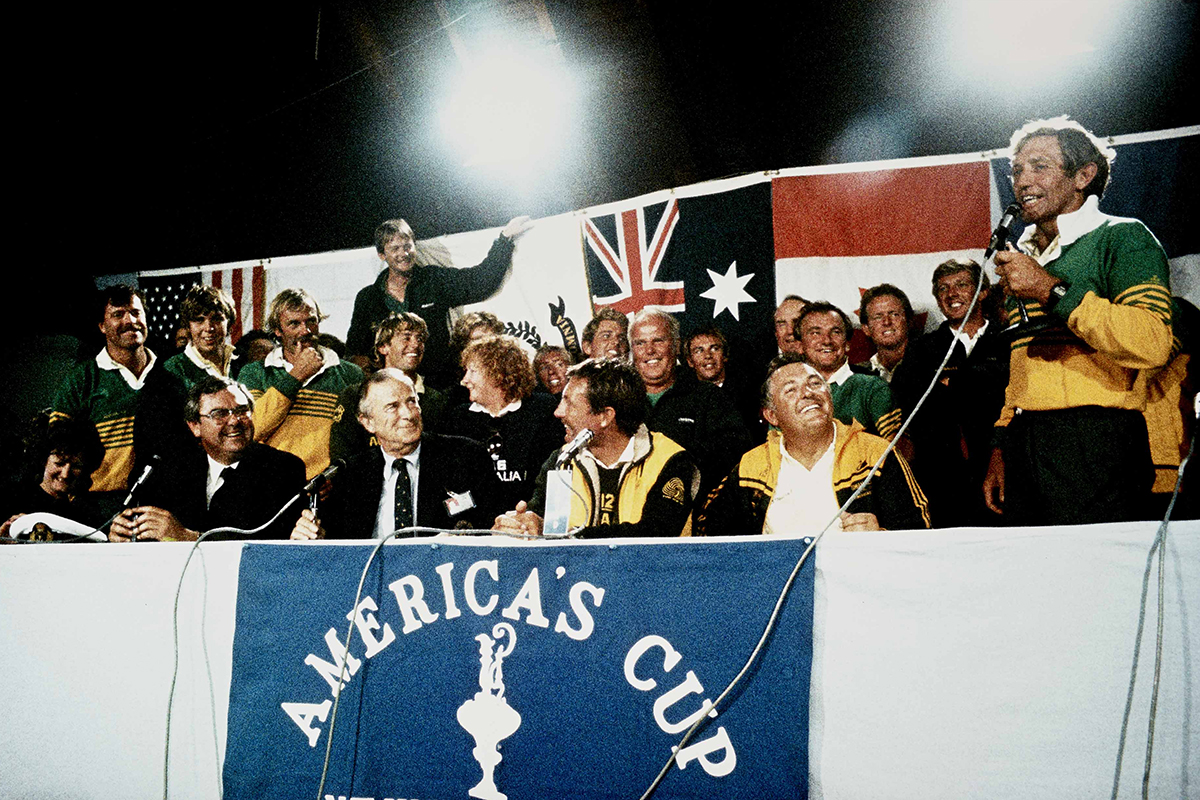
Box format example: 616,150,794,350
346,215,533,386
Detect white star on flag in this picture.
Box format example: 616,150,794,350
700,261,755,320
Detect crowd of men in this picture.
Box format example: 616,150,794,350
3,117,1195,542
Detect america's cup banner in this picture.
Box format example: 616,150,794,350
222,537,815,799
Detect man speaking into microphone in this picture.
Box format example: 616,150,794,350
493,359,699,538
984,116,1173,525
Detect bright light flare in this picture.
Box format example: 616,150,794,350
934,0,1130,87
438,47,575,171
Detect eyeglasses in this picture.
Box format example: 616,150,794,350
200,405,252,422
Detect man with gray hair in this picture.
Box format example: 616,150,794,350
985,116,1173,525
291,368,500,539
628,308,750,501
696,354,929,536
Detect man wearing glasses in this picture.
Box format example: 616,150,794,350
109,377,306,541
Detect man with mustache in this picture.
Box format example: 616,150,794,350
108,377,306,541
985,117,1173,525
238,288,364,480
50,285,189,515
696,355,929,536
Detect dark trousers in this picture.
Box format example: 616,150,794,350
1004,406,1154,526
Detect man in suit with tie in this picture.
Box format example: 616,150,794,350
290,368,500,539
109,377,307,541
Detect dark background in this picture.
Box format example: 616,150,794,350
14,0,1197,282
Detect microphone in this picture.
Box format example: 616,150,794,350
985,202,1023,261
554,429,595,468
123,455,161,507
305,460,344,493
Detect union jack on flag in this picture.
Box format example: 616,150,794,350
582,198,685,315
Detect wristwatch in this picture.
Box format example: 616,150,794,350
1044,281,1070,311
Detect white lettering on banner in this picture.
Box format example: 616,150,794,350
283,699,331,748
465,559,500,615
323,794,423,800
348,596,396,658
387,575,440,634
282,558,611,747
501,568,550,628
306,628,363,694
553,581,605,641
624,633,734,778
435,561,462,619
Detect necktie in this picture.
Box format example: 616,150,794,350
393,459,413,531
207,466,225,510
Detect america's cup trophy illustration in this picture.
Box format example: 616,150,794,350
457,623,522,800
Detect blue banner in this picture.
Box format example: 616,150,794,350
223,538,815,799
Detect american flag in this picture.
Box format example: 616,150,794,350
139,263,268,356
140,270,200,355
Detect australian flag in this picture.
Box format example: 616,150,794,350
582,183,778,375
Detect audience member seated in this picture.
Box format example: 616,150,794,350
51,285,189,517
581,307,630,360
856,284,916,383
533,345,573,396
345,215,532,386
330,312,448,463
238,288,364,479
1,414,104,537
774,294,808,354
231,329,275,378
441,335,563,512
696,355,930,536
796,301,900,439
291,369,501,539
164,285,237,388
493,359,699,538
891,259,1008,528
685,326,768,443
629,309,751,502
109,377,307,542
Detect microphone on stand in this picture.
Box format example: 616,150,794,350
124,455,161,542
305,460,344,513
555,429,595,468
123,455,161,508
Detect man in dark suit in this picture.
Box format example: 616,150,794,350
291,368,500,539
109,377,307,541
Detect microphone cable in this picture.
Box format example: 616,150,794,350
639,253,997,799
1111,420,1195,800
162,488,320,799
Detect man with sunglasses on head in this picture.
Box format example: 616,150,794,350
109,377,306,541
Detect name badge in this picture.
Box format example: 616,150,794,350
444,490,475,517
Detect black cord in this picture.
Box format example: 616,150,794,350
638,260,995,798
